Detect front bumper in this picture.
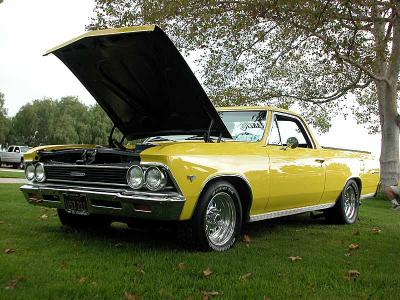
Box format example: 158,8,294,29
20,183,185,220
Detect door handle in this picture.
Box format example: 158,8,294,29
315,159,325,164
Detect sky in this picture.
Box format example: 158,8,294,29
0,0,382,157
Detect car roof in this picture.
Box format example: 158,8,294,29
216,106,301,117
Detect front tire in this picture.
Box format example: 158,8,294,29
187,181,242,251
325,179,360,224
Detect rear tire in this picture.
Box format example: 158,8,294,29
325,179,360,224
183,181,242,251
57,209,111,228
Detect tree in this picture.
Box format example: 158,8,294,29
88,0,400,187
0,91,10,147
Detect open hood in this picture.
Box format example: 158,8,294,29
46,25,231,139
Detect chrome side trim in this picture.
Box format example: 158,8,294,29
360,193,375,200
249,203,335,222
45,164,129,169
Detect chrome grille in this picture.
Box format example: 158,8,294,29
45,165,128,186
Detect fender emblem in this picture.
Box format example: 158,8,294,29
70,172,86,177
187,175,196,182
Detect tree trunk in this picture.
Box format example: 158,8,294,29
379,83,400,187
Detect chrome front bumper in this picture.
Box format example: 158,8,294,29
20,183,185,220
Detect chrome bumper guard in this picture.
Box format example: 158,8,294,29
20,183,185,220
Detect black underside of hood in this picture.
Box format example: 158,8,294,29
47,25,231,139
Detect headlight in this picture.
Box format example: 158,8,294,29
25,164,35,181
35,163,46,182
145,166,167,191
127,165,144,189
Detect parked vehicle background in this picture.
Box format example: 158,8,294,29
0,145,30,169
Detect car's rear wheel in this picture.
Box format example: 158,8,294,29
57,209,111,228
325,179,360,224
185,181,242,251
19,159,24,170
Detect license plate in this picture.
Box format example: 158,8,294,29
64,193,89,215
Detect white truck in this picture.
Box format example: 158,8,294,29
0,145,30,169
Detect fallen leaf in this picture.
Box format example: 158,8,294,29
124,292,141,300
202,291,220,299
5,276,25,290
346,269,361,279
40,214,48,220
344,252,351,257
288,256,302,262
59,260,68,269
91,282,97,288
240,272,252,280
203,267,213,277
0,221,5,224
136,265,145,275
348,243,360,251
177,262,185,270
242,234,251,243
353,230,360,236
79,277,86,285
372,227,381,234
263,297,271,300
4,248,15,254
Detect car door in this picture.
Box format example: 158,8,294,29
13,147,21,163
265,112,326,211
3,146,14,163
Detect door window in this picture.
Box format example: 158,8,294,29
268,114,313,148
14,147,20,153
8,147,14,152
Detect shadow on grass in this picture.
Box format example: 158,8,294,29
38,212,332,251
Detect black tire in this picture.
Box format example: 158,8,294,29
19,159,24,170
183,181,242,251
57,209,111,228
325,179,360,224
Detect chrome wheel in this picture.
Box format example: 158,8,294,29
205,192,236,247
344,185,357,220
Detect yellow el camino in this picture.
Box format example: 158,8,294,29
20,25,380,251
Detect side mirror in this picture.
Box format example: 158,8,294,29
286,137,299,149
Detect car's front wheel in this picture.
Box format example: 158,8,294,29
188,181,242,251
325,179,360,224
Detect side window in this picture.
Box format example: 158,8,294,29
14,147,20,153
268,114,313,148
8,147,14,152
269,117,282,145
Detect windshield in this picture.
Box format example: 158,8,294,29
218,111,268,142
141,110,268,143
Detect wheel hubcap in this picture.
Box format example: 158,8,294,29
344,185,357,220
205,192,236,246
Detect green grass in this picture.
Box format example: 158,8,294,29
0,171,25,179
1,184,399,299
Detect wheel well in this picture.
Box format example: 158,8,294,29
350,177,362,195
199,176,253,222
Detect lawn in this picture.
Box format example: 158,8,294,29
0,171,25,179
0,184,399,300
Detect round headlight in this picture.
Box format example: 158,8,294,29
25,164,35,181
145,166,167,191
127,165,144,189
35,163,46,182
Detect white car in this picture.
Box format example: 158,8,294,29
0,145,30,169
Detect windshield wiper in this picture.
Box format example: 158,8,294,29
185,135,229,142
145,136,177,143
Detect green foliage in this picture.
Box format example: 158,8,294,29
8,97,112,147
0,91,10,146
87,0,389,133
